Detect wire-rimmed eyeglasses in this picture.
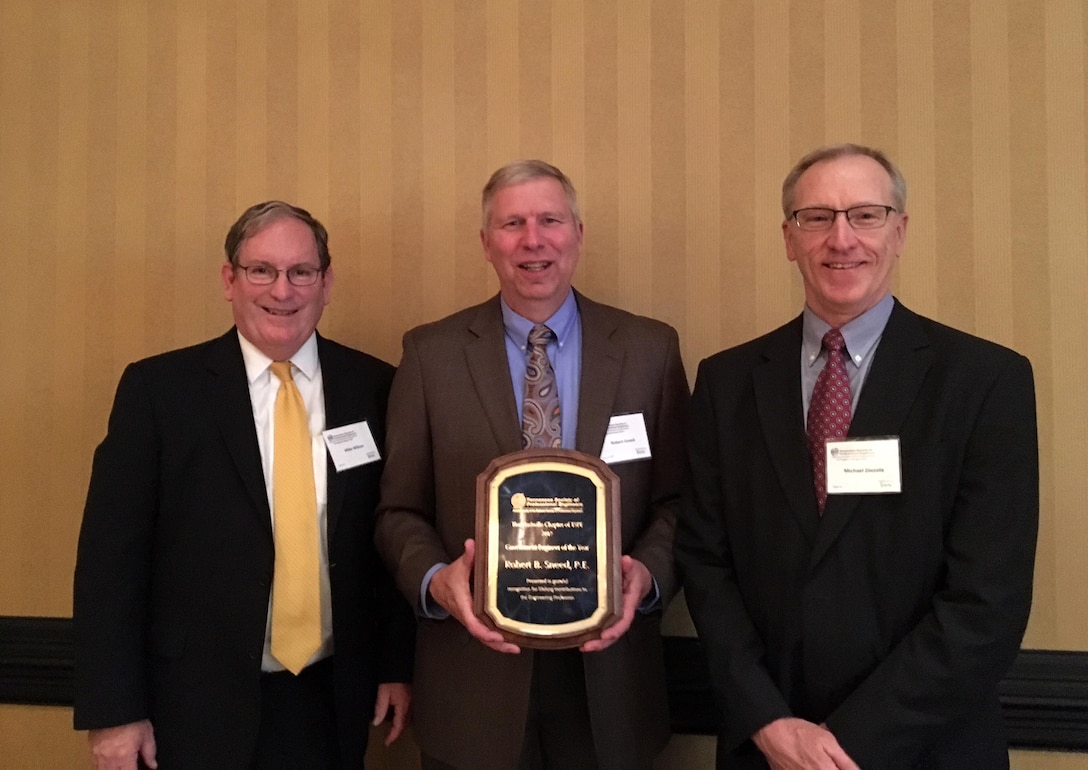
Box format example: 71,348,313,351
790,205,897,231
234,263,326,286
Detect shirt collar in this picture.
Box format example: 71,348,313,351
237,330,320,384
500,289,579,351
802,293,894,369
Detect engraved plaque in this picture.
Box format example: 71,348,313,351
474,448,621,649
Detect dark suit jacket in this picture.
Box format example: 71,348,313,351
73,330,415,769
676,299,1039,769
375,291,689,770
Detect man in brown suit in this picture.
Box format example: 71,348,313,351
375,160,689,770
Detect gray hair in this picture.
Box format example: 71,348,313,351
781,143,907,217
224,200,331,270
481,160,581,230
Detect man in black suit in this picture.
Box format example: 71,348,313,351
73,201,414,769
676,144,1038,769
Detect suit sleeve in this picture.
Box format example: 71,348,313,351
72,363,159,730
370,530,418,683
374,330,450,610
675,359,794,749
364,361,418,683
827,353,1039,764
626,326,690,604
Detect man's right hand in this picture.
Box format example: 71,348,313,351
428,538,520,654
752,717,859,770
88,719,157,770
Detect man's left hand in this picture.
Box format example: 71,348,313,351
372,682,412,746
580,555,652,653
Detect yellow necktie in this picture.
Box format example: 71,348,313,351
269,361,322,674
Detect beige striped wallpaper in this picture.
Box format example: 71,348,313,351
0,0,1085,766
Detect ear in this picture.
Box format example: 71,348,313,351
321,266,335,306
221,263,237,300
782,220,798,263
894,212,909,256
481,228,494,264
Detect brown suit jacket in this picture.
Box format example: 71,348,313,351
376,291,689,770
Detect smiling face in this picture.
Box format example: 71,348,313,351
481,177,583,322
221,216,333,361
783,154,908,327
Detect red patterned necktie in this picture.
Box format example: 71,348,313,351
521,324,562,449
807,328,853,513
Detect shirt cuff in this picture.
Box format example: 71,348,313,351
419,562,451,619
637,576,662,613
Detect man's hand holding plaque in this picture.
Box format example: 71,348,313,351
578,554,652,653
428,539,521,655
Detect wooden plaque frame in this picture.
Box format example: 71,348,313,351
473,448,622,649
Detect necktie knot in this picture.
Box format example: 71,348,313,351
528,324,555,349
271,361,294,384
822,328,846,355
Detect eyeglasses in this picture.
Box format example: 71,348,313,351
235,263,325,286
791,205,897,231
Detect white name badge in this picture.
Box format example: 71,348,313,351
599,412,652,465
826,437,902,495
322,421,381,472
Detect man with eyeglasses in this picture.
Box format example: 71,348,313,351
375,160,688,770
676,144,1038,768
73,201,414,769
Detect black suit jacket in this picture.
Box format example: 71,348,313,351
676,300,1038,769
375,292,689,770
73,330,415,768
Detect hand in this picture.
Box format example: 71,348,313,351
581,555,652,653
428,538,520,654
88,720,157,770
372,682,412,746
752,718,859,770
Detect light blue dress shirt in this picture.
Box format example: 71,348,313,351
801,292,895,424
500,290,582,449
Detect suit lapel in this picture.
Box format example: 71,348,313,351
753,318,820,545
204,329,271,532
465,299,524,454
573,294,624,456
810,301,935,566
318,335,350,539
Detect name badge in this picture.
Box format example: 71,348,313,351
826,437,902,495
599,413,652,465
322,421,381,471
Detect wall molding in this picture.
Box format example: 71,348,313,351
0,617,74,708
662,637,1088,751
3,617,1086,750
